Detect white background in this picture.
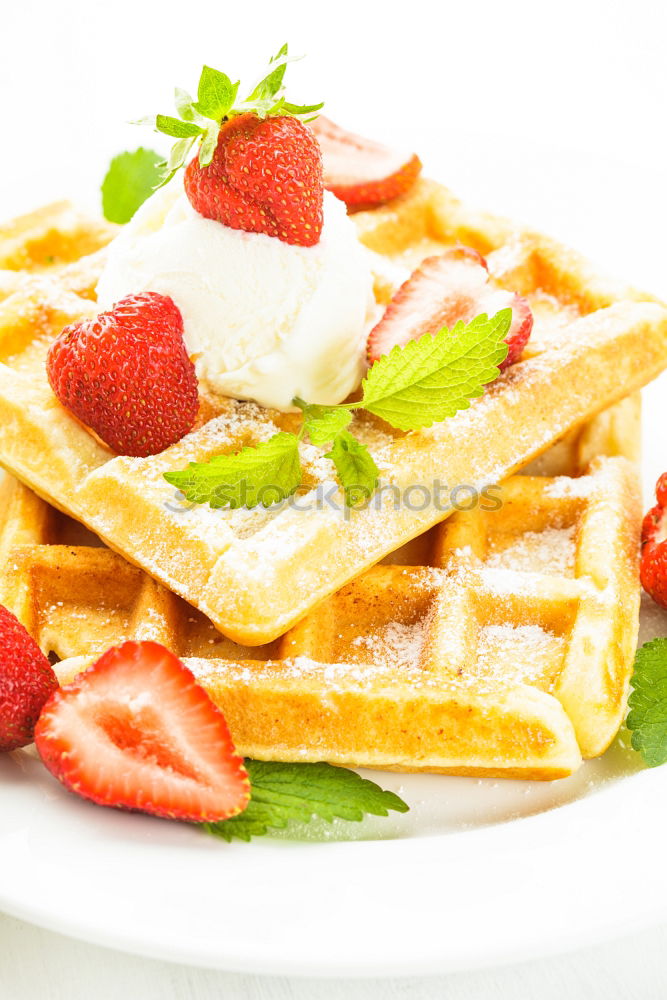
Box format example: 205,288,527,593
2,0,667,996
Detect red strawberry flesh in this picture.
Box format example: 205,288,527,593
641,473,667,610
367,248,533,368
0,604,58,751
184,113,323,247
34,641,250,823
311,116,422,210
47,291,199,457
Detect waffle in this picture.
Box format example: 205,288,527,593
0,200,116,301
0,416,641,778
0,181,663,646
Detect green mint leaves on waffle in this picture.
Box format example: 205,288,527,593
165,432,301,510
139,45,323,177
297,401,354,447
164,310,511,510
626,638,667,766
360,308,510,430
204,760,409,843
101,148,165,224
325,431,380,506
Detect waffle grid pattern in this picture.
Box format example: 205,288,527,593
0,449,640,779
0,182,664,643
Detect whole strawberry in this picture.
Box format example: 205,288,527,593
0,604,58,751
148,47,324,247
641,473,667,609
47,292,199,457
185,113,323,246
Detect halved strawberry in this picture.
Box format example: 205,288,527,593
34,641,250,823
367,248,533,367
311,116,422,210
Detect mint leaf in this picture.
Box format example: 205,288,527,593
360,310,511,431
626,638,667,766
164,432,302,509
194,65,239,122
161,310,511,510
326,430,380,505
205,760,409,842
101,148,165,224
295,399,353,446
155,114,203,139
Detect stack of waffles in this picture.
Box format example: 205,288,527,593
0,179,665,779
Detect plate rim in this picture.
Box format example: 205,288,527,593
1,759,665,977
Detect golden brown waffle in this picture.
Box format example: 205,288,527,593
0,181,662,645
0,201,116,302
0,433,641,779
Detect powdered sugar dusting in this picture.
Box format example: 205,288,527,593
476,623,565,689
485,525,576,576
349,618,429,670
544,475,594,499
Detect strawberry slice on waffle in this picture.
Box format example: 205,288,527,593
368,247,533,368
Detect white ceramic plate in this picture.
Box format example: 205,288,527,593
1,367,667,980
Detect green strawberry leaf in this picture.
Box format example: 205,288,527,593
155,114,203,139
101,148,165,224
167,136,196,172
198,122,221,167
174,87,197,121
205,760,409,842
626,638,667,766
282,100,325,116
326,430,380,506
164,432,302,509
360,310,511,431
136,49,323,173
247,43,290,102
194,65,239,122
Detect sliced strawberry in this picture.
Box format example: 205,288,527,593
34,641,250,823
641,473,667,609
367,248,533,368
311,116,422,210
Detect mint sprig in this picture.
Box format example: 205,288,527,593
139,44,323,175
204,760,408,842
326,431,380,505
164,311,510,510
627,638,667,766
101,148,165,224
164,432,300,509
361,309,510,430
296,399,353,446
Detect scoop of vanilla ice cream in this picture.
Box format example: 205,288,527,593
96,180,376,410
